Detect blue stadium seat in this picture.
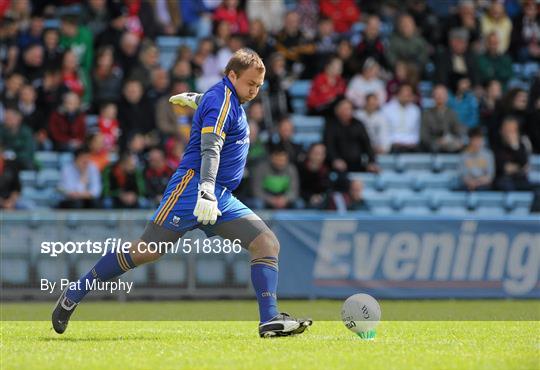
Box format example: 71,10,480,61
156,36,198,70
418,81,433,97
377,155,396,171
86,115,98,132
292,98,307,114
531,156,540,172
395,154,433,172
0,258,29,284
469,192,505,209
291,114,324,133
58,152,74,169
349,172,377,189
196,259,226,285
505,192,534,211
36,169,61,189
19,170,37,187
432,154,460,172
376,172,414,190
35,151,59,169
289,80,311,98
36,258,70,282
232,259,250,285
155,260,187,285
293,132,322,147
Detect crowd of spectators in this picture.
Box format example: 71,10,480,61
1,0,539,212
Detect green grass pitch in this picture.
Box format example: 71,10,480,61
1,300,539,370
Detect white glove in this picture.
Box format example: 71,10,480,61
168,92,202,110
193,182,222,225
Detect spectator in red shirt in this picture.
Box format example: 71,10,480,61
213,0,249,35
98,102,120,152
48,92,86,152
319,0,360,33
307,56,346,117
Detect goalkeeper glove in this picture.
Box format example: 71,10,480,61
168,92,203,110
193,182,222,225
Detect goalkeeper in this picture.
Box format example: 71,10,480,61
52,48,312,338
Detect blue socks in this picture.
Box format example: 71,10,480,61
65,250,136,303
251,257,279,323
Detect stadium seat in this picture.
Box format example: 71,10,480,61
289,80,311,98
232,259,250,285
293,132,322,147
505,192,534,211
531,156,540,172
154,260,187,285
432,154,460,172
85,115,98,132
377,155,396,171
35,151,59,169
469,192,505,209
196,258,226,285
349,172,377,189
395,154,433,172
36,169,61,189
36,258,70,282
19,170,37,187
291,114,324,133
0,258,29,284
156,36,198,70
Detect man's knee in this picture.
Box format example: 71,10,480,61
130,239,163,265
249,231,280,258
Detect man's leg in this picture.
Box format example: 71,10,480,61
209,214,312,337
52,222,183,334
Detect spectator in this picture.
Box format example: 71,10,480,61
178,0,214,38
509,0,540,62
459,127,495,191
247,100,266,133
144,147,173,206
58,146,102,209
386,60,420,102
407,0,441,47
42,27,63,69
155,80,193,140
152,0,181,35
356,15,389,70
59,13,93,78
475,32,513,88
117,79,157,149
480,0,513,54
87,133,110,172
129,42,160,90
81,0,110,36
275,11,315,70
146,67,170,105
170,58,196,91
48,92,86,152
116,32,140,78
0,145,24,210
1,73,24,109
164,129,186,169
62,49,91,106
327,179,368,212
264,53,294,126
213,0,249,35
252,144,301,209
214,19,232,50
336,39,357,80
38,69,62,111
246,19,275,61
445,0,481,49
307,56,346,116
14,43,44,86
269,116,304,165
382,83,421,152
246,0,285,34
324,99,379,172
17,84,49,150
386,14,429,70
0,108,34,169
346,58,386,109
448,77,479,128
119,0,159,39
421,84,465,152
298,143,332,209
493,117,535,191
92,46,123,108
490,88,529,149
216,34,245,73
319,0,360,33
98,102,120,152
435,28,478,90
524,77,540,153
296,0,319,40
192,38,221,92
102,151,146,209
479,79,503,141
310,17,338,75
355,93,391,154
0,15,19,75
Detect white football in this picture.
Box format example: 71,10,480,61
341,293,381,334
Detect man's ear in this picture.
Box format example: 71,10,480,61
227,70,237,82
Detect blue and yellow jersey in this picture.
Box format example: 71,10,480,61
179,77,249,191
